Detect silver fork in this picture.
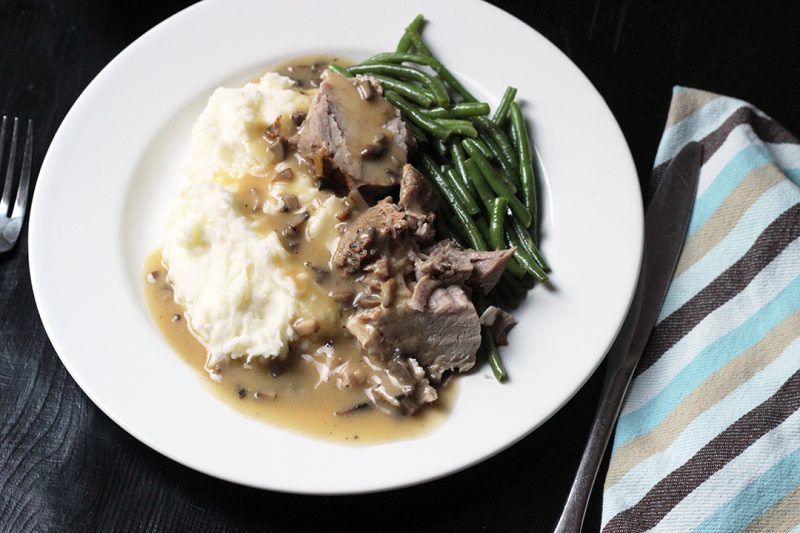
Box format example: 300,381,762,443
0,116,33,253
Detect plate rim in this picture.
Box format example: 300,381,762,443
28,0,643,494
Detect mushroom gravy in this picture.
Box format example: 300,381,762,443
143,58,458,443
145,249,453,444
272,54,345,89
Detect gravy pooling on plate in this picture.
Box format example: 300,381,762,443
144,251,453,444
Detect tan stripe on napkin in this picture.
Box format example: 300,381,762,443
742,484,800,533
604,370,800,532
666,90,720,128
605,311,800,487
636,203,800,378
674,163,785,277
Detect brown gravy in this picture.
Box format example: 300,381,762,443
271,54,350,89
144,251,454,444
143,58,456,444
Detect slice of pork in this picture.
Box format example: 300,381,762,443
398,164,437,244
333,199,408,274
347,284,481,381
295,70,412,200
416,240,516,293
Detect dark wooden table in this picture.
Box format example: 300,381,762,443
2,1,798,531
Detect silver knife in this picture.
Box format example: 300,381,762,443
554,141,703,533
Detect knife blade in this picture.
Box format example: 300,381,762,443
554,141,703,533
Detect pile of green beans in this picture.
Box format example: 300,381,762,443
331,15,550,381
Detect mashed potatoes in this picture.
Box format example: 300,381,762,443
162,72,346,374
185,72,308,183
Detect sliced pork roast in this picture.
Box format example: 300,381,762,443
333,163,515,413
295,70,413,200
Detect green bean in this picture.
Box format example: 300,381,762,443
348,63,449,107
433,138,448,158
406,121,429,144
423,103,490,118
446,168,481,215
472,293,508,380
371,75,434,107
385,91,449,139
507,116,522,156
361,52,429,66
474,116,519,172
476,217,492,247
419,154,463,211
327,63,351,77
447,214,485,253
482,326,506,382
506,228,548,281
463,158,494,209
510,102,539,231
477,216,524,283
403,29,479,103
476,130,521,188
492,86,517,126
510,216,550,272
463,139,531,227
472,136,496,161
505,255,528,279
447,139,478,188
419,154,487,251
436,118,477,138
396,14,425,53
446,217,469,247
489,198,507,250
434,209,453,241
448,142,479,197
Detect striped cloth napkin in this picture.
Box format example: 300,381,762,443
601,87,800,532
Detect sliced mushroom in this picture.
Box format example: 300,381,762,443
264,116,282,141
279,210,310,239
267,137,286,163
355,78,374,101
359,133,387,160
292,317,320,337
273,167,294,183
329,289,355,306
291,112,306,127
353,292,382,309
334,402,370,416
277,193,299,212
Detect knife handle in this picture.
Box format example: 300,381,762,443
553,264,646,533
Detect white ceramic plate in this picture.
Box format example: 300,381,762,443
29,0,642,494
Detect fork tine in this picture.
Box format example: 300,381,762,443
0,116,7,170
12,120,33,221
0,117,19,216
0,116,10,215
